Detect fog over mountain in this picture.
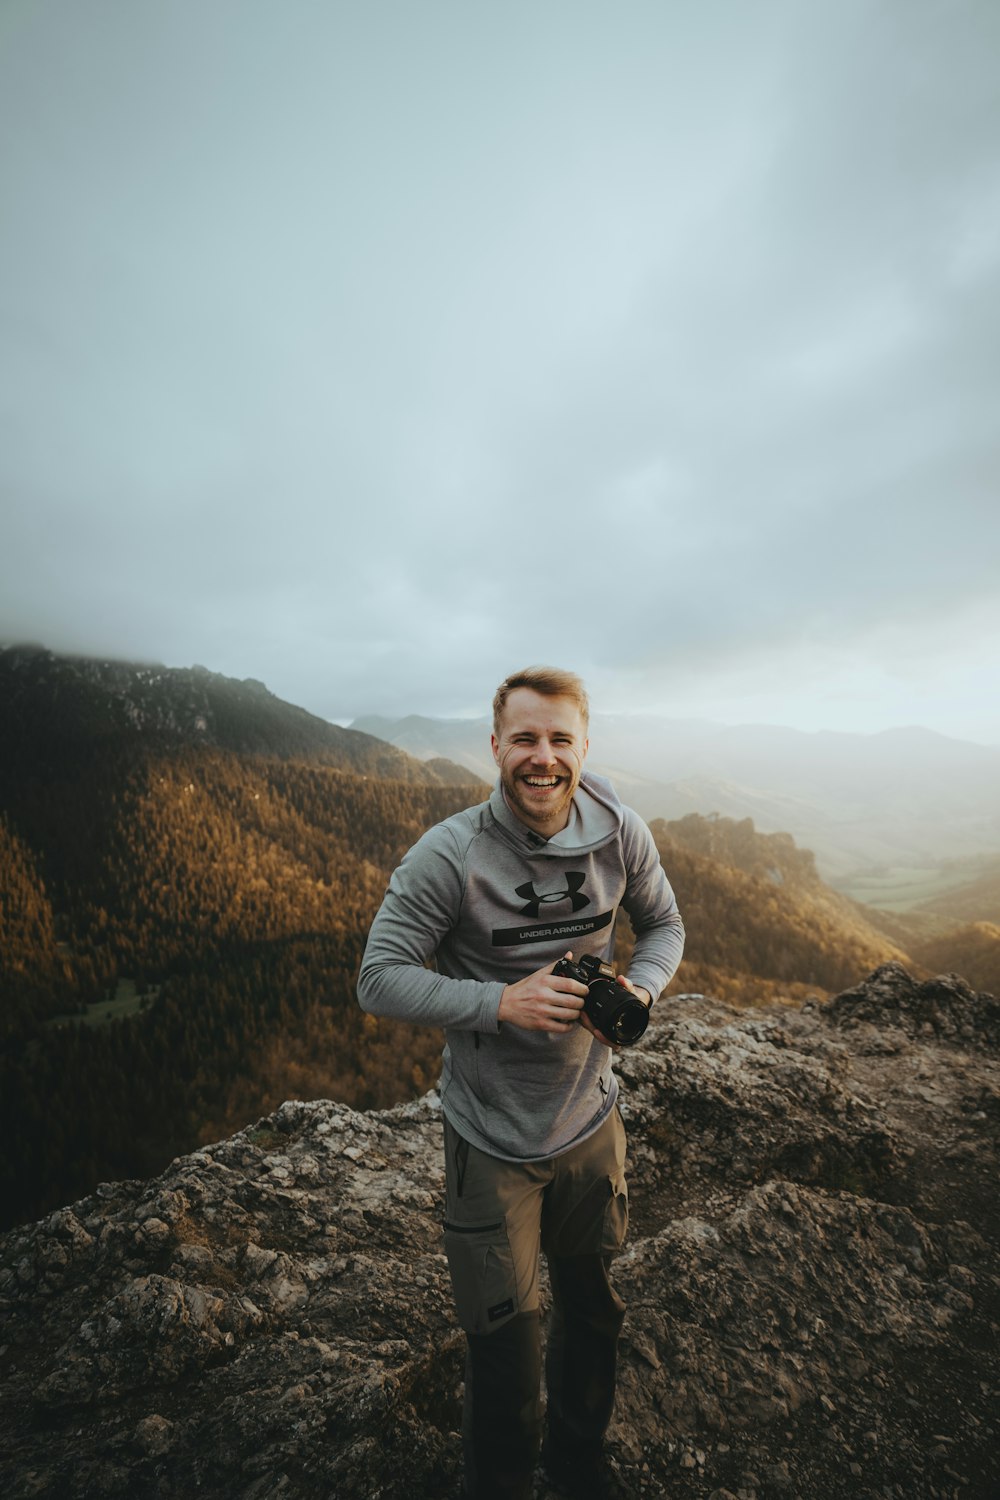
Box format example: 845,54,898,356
352,713,1000,886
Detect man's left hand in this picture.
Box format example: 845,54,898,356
579,974,651,1050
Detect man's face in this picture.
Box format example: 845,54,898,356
491,688,589,837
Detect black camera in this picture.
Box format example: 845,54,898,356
552,953,650,1046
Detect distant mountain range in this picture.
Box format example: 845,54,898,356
351,711,1000,895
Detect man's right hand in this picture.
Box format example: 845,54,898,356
497,952,589,1033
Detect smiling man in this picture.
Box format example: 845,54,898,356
358,666,684,1500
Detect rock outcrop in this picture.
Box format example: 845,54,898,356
2,965,998,1499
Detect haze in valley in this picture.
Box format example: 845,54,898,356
352,708,1000,899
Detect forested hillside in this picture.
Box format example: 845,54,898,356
0,740,488,1226
0,648,938,1231
911,921,1000,997
0,650,487,1228
624,814,911,1004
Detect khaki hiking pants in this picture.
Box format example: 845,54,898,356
442,1107,629,1500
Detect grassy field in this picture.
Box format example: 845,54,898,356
48,978,157,1028
836,864,989,913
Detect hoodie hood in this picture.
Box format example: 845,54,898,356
489,771,623,858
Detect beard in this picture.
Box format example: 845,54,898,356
499,762,581,835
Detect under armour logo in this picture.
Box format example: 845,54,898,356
515,874,590,919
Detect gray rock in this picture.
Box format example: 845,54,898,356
1,969,998,1499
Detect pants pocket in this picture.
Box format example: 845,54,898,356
546,1173,629,1258
600,1177,629,1256
601,1107,629,1254
443,1218,519,1334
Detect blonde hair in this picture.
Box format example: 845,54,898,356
492,666,590,735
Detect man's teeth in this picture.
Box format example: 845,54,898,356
524,776,559,787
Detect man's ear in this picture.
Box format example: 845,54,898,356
491,733,500,766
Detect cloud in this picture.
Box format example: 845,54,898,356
1,0,998,739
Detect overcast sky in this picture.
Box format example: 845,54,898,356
2,1,998,742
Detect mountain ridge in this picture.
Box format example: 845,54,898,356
351,710,1000,890
1,646,470,785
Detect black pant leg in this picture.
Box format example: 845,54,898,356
463,1309,543,1499
544,1253,626,1457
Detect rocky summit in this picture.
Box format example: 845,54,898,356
1,963,997,1500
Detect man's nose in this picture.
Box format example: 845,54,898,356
532,738,556,764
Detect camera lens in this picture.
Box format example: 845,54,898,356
609,998,649,1044
585,979,649,1045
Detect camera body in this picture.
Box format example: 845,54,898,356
552,953,650,1046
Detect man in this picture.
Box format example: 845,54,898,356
358,666,684,1500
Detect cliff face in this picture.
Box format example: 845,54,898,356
1,964,998,1500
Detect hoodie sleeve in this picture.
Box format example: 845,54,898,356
357,822,504,1032
619,807,685,1002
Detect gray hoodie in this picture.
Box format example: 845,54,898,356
357,771,684,1161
